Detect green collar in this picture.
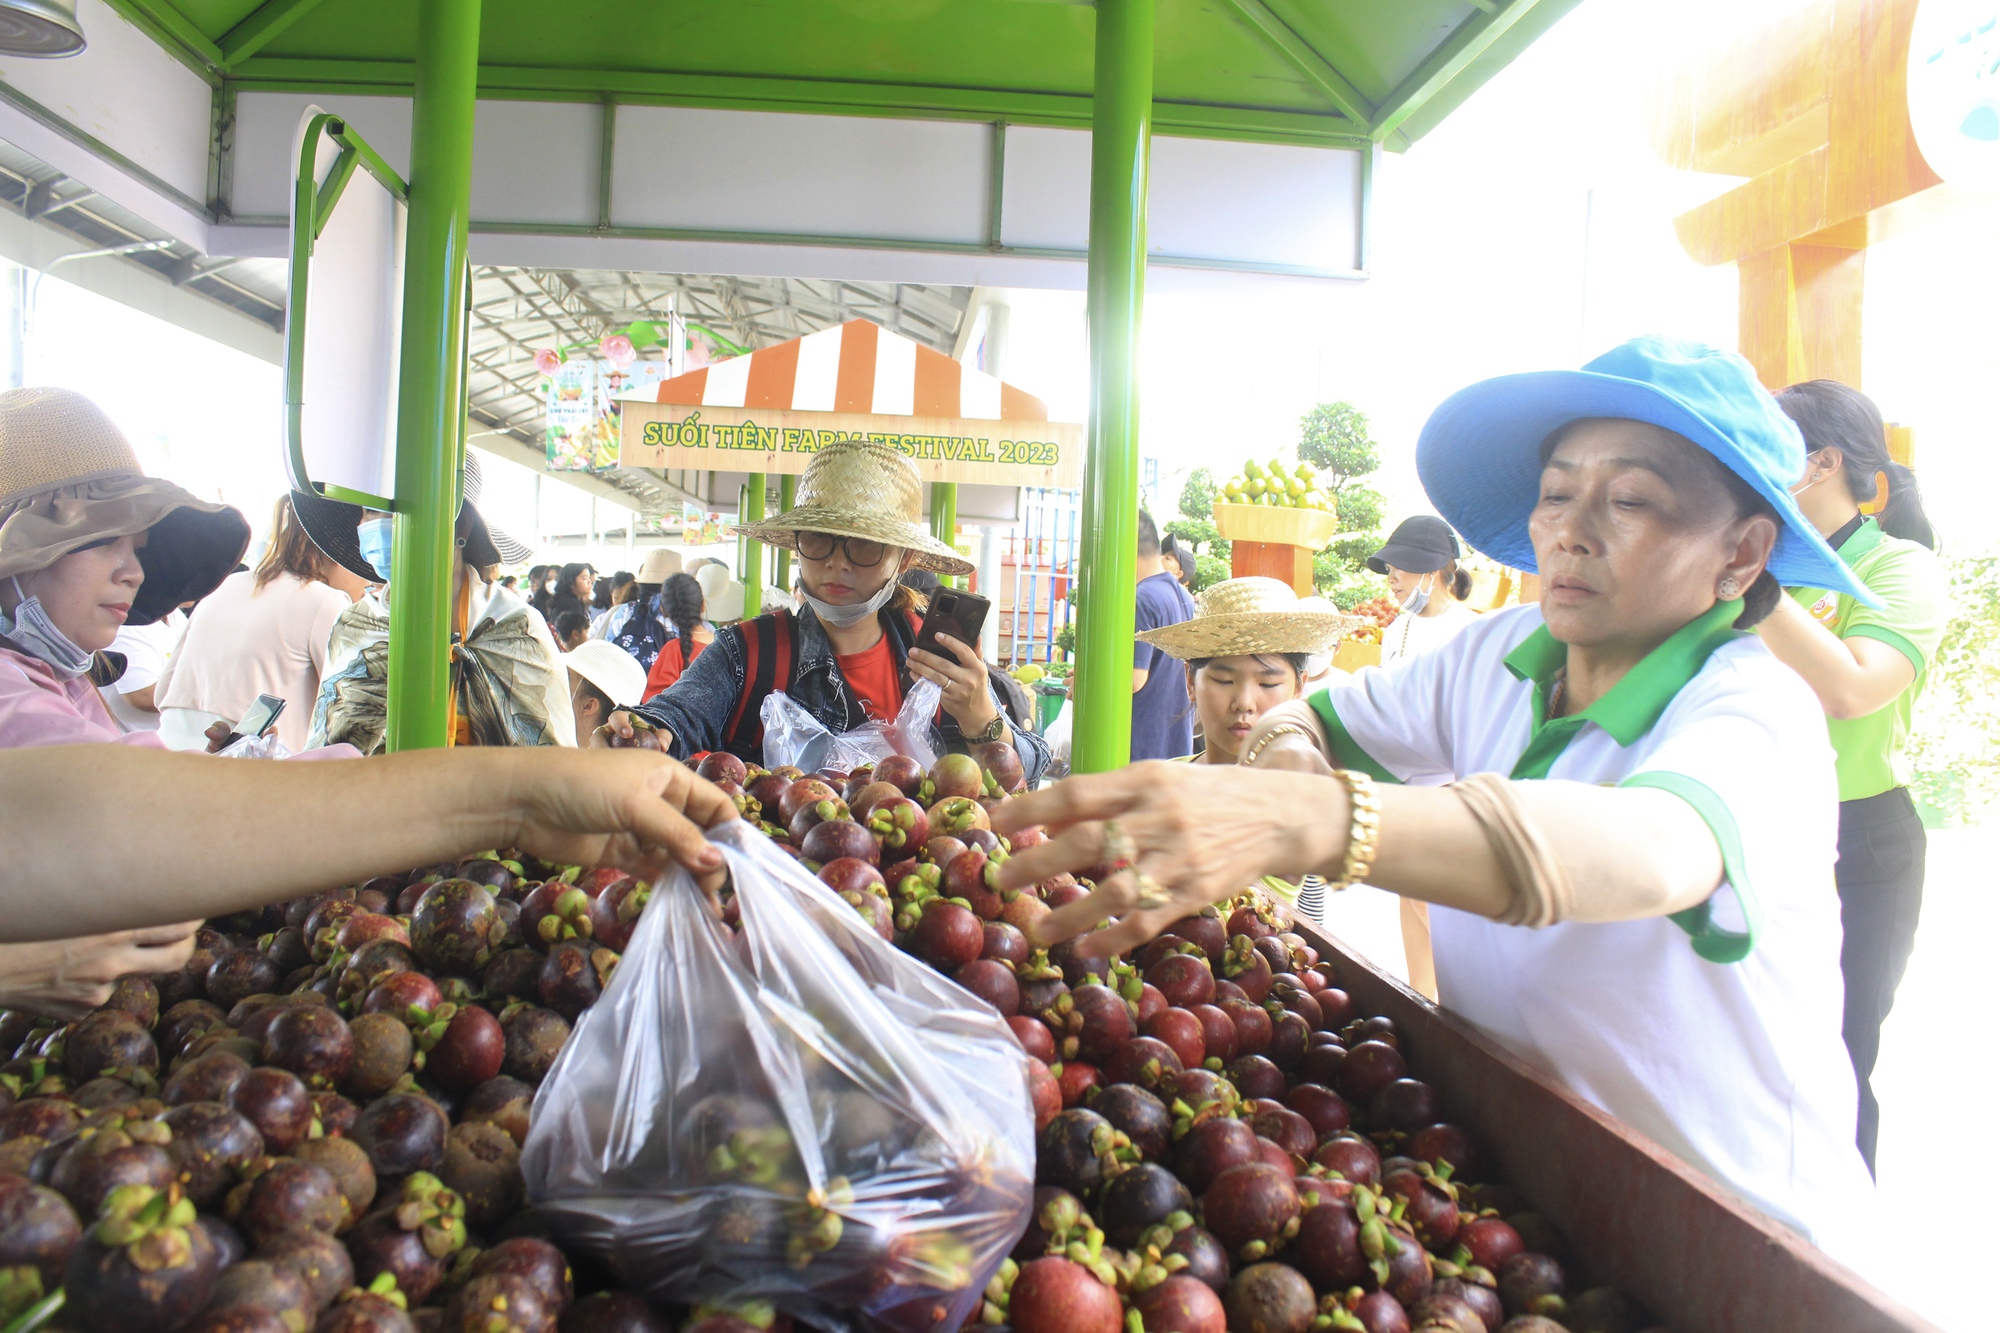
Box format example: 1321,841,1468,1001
1502,598,1745,779
1835,516,1883,566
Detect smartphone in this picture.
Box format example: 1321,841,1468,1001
915,589,991,661
234,693,287,741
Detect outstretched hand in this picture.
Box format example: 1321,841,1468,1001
0,923,199,1021
991,762,1346,955
496,749,739,907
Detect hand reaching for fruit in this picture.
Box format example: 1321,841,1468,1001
0,921,199,1020
991,763,1349,955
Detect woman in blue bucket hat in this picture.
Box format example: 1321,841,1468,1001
994,338,1880,1275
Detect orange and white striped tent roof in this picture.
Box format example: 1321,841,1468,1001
652,319,1051,422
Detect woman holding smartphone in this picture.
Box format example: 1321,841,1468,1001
599,440,1049,784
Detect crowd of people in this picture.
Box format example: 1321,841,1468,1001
0,335,1950,1281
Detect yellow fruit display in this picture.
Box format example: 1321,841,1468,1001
1216,457,1337,513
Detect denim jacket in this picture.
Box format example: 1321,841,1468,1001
632,604,1051,785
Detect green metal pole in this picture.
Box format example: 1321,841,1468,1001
743,473,765,618
1072,0,1152,774
929,481,959,588
385,0,479,751
773,473,796,593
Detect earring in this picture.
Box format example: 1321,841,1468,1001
1718,576,1742,599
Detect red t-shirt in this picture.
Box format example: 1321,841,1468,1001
836,636,903,722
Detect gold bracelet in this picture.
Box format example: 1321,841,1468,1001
1330,768,1381,889
1240,724,1316,767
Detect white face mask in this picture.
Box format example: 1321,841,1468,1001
0,576,95,679
1399,573,1435,616
800,576,901,629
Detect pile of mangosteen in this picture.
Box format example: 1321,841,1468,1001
0,745,1659,1333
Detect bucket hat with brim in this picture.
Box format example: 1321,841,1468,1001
292,451,530,583
1367,516,1460,576
1137,576,1361,660
736,439,973,576
563,637,648,708
0,387,250,624
1416,336,1876,605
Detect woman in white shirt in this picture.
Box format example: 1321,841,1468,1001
998,338,1884,1277
157,496,369,752
1371,515,1479,666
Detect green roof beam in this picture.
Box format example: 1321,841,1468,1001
1369,0,1547,143
1213,0,1375,130
218,0,334,68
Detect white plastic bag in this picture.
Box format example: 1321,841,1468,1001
216,732,293,760
520,820,1034,1333
760,677,943,774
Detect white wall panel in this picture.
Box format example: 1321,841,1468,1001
0,0,212,204
231,92,413,220
610,106,988,243
471,100,598,226
1150,136,1360,270
999,126,1091,251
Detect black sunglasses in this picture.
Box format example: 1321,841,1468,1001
795,532,888,567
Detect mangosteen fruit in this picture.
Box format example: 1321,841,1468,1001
443,1272,554,1333
1096,1162,1191,1247
437,1122,522,1233
0,1179,81,1285
344,1174,467,1306
1498,1252,1566,1319
1139,1008,1206,1070
1458,1216,1527,1273
206,1259,316,1332
536,943,611,1022
255,1227,352,1313
469,1237,571,1313
427,1007,506,1090
48,1120,177,1218
230,1068,315,1154
290,1136,377,1231
411,881,504,976
343,1013,415,1100
1221,1262,1315,1333
208,951,284,1010
262,1009,355,1091
1201,1162,1300,1261
1428,1278,1505,1333
1035,1108,1129,1196
482,950,543,1005
64,1010,159,1085
230,1158,344,1246
499,1008,570,1085
1173,1117,1259,1194
64,1182,220,1333
351,1094,449,1181
459,1077,534,1147
1090,1084,1172,1161
951,959,1019,1016
317,1291,416,1333
1006,1256,1123,1333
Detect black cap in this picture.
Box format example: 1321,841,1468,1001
1366,516,1460,575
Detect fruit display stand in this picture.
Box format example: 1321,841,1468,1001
1213,503,1342,598
1288,919,1940,1333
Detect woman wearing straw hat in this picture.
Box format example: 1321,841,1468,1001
992,339,1884,1271
1135,576,1355,767
0,387,250,749
0,386,251,1017
600,440,1050,785
292,454,575,751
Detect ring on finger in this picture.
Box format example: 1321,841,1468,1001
1102,820,1137,876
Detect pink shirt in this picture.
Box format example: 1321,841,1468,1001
0,647,168,750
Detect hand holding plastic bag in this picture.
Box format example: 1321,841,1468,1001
760,676,943,774
521,820,1033,1333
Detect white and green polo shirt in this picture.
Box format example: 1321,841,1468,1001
1307,600,1876,1270
1786,518,1949,802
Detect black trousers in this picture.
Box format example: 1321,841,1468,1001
1835,786,1928,1174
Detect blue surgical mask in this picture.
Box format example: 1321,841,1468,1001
357,516,394,584
0,576,94,679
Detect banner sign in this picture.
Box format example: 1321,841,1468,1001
619,402,1084,488
545,358,671,472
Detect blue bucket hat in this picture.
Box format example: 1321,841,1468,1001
1415,336,1876,606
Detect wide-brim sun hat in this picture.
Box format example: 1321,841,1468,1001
1416,335,1877,606
1137,576,1362,660
636,547,681,583
291,451,530,583
562,637,648,708
0,387,250,624
737,439,974,576
1367,515,1460,576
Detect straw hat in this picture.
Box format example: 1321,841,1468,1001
0,387,250,624
563,638,647,708
635,547,681,583
1137,576,1362,660
736,439,973,575
292,451,529,583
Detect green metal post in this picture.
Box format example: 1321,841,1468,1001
1072,0,1153,774
773,473,796,593
385,0,479,751
929,481,959,587
743,473,766,618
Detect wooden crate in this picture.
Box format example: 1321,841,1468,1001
1290,921,1939,1332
